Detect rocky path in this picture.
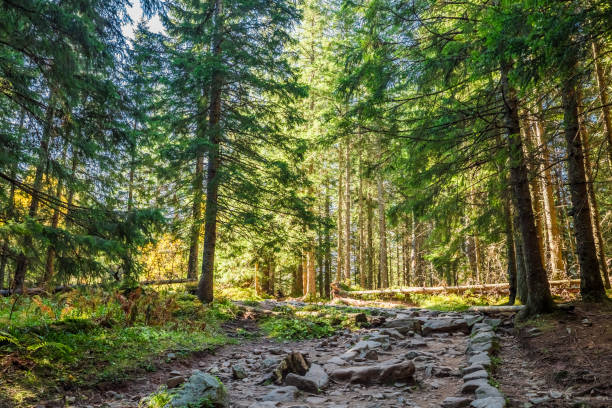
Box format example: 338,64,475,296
84,303,509,408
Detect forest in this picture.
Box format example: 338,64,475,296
1,1,611,407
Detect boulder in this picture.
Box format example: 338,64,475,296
168,370,229,408
422,318,469,335
284,364,328,393
232,364,248,380
273,352,310,384
461,379,489,394
461,364,486,375
382,318,422,334
166,376,185,389
330,359,415,384
463,370,488,382
475,384,503,400
468,353,491,368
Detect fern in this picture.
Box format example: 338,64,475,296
0,330,20,347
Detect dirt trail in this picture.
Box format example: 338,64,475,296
61,301,610,408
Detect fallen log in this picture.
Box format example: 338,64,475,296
331,280,580,297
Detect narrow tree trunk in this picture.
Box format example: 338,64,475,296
302,254,307,295
187,153,204,280
306,249,316,298
358,158,365,288
500,65,553,316
576,96,611,289
269,258,275,297
344,139,351,283
522,124,548,270
337,144,344,282
254,261,260,294
561,72,606,301
377,176,388,287
532,117,565,279
366,191,374,289
198,0,223,303
324,182,332,297
513,212,528,303
592,41,612,166
410,214,423,286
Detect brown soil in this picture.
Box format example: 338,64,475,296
494,302,612,407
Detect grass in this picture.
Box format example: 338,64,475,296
259,304,367,340
0,288,236,408
345,290,508,311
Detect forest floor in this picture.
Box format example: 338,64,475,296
2,293,611,408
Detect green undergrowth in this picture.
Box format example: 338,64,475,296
260,304,369,340
0,288,236,407
343,289,508,311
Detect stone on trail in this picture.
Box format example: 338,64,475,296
422,318,469,336
354,313,368,326
284,364,329,393
261,385,300,402
475,384,503,399
326,356,346,366
442,396,473,408
471,331,495,344
461,378,489,394
273,352,310,384
166,375,185,388
232,364,248,380
168,370,229,408
461,364,486,375
468,353,491,368
382,318,422,334
463,370,488,382
378,328,405,339
470,397,506,408
330,359,415,384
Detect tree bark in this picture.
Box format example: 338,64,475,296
187,153,204,280
561,71,606,301
592,41,612,166
337,144,344,282
366,190,374,289
500,65,553,316
377,175,388,288
344,138,351,283
580,130,610,289
198,0,223,303
324,181,332,297
358,158,365,288
531,117,565,279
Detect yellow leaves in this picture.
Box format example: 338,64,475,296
31,296,55,320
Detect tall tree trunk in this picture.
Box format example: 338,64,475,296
377,176,388,287
500,65,553,316
592,41,612,166
410,214,423,286
188,152,205,280
403,218,411,286
269,258,275,297
561,69,606,301
302,254,307,295
513,212,528,303
344,139,351,283
198,0,223,303
366,191,374,289
254,261,260,294
306,249,316,298
522,124,548,270
531,117,565,279
576,90,610,289
337,145,344,282
13,95,56,292
324,183,332,298
358,158,365,288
